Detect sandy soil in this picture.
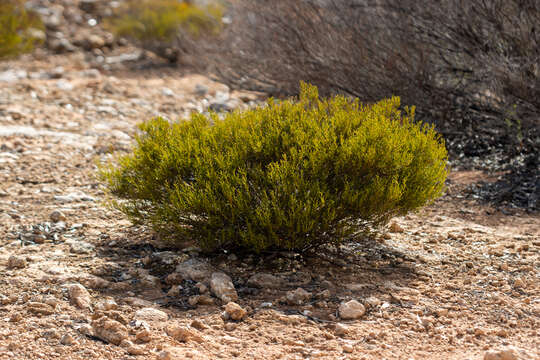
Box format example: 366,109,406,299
0,51,538,360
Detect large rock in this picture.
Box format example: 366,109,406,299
247,273,282,289
91,316,128,345
68,283,92,310
210,272,238,303
133,307,168,323
338,300,366,320
175,258,213,283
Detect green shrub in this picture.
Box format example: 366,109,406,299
101,83,448,252
108,0,222,42
0,0,44,59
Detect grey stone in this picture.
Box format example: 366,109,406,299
338,300,366,320
175,258,213,282
210,272,238,303
286,287,311,305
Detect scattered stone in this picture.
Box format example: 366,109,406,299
68,240,95,254
84,34,105,49
81,275,110,289
514,278,525,288
286,288,311,305
316,289,331,300
334,323,350,336
7,255,27,269
157,351,172,360
42,329,61,340
166,326,204,343
91,316,128,345
167,285,182,297
247,273,282,289
484,347,520,360
95,310,128,325
9,313,22,322
194,84,209,97
49,38,76,53
77,324,93,336
195,282,208,294
133,307,168,323
68,283,92,310
50,210,66,222
339,300,366,320
27,302,55,315
475,327,486,336
436,308,449,317
210,272,238,303
162,87,175,97
60,333,75,345
165,272,184,285
342,343,354,353
188,295,215,307
224,322,236,331
0,69,27,82
175,258,213,282
190,319,208,331
120,339,145,355
135,329,152,343
223,302,247,321
95,299,118,311
54,192,95,203
389,222,405,233
363,296,380,308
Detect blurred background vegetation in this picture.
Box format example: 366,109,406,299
0,0,44,59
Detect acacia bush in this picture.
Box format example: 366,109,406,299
101,83,448,252
107,0,222,63
0,0,44,59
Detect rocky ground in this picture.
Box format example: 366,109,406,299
0,2,539,358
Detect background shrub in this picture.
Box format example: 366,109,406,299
107,0,222,63
101,83,448,252
214,0,538,160
0,0,44,60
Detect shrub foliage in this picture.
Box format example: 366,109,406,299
101,83,448,252
0,0,44,60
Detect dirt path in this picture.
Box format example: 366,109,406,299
0,53,538,360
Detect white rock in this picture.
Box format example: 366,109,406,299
339,300,366,320
133,307,168,323
210,272,238,303
334,323,349,336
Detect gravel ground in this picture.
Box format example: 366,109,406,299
0,20,539,360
